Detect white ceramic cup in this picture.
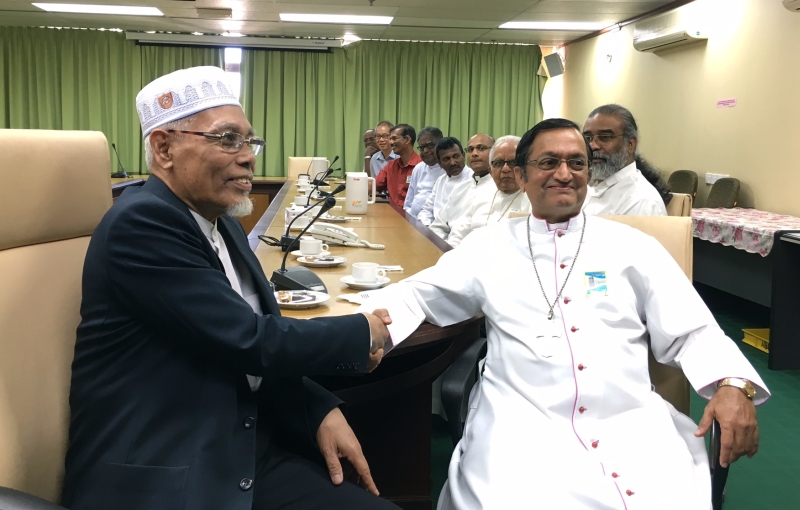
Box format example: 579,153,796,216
351,262,386,283
294,195,311,207
299,237,328,256
297,174,310,185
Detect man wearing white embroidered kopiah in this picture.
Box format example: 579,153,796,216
363,118,768,509
446,136,530,247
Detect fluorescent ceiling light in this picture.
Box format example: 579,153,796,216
500,21,608,31
32,3,163,15
280,13,392,25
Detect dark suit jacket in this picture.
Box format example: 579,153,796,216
61,175,370,510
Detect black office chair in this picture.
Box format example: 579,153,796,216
441,337,729,510
668,170,699,198
705,178,740,208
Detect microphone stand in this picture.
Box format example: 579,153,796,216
259,199,326,252
305,168,334,206
316,182,346,198
110,143,128,178
271,197,337,293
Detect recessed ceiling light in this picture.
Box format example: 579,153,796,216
279,13,392,25
32,3,163,16
499,21,609,31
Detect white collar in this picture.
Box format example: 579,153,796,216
527,211,585,235
189,209,217,244
447,165,472,180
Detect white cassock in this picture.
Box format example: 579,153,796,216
418,167,474,226
404,161,445,218
447,187,531,247
583,162,667,216
361,213,769,510
429,172,494,240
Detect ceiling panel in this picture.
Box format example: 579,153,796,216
0,0,685,44
379,26,491,41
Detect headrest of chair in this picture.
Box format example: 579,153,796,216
601,215,692,279
0,130,112,251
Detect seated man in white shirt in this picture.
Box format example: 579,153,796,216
364,117,767,510
428,133,494,240
404,126,445,218
447,135,531,247
581,104,670,216
417,137,473,226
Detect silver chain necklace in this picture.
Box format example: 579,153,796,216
526,212,586,320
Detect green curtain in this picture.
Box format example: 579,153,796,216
241,41,546,177
0,27,223,174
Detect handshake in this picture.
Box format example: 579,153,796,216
361,309,392,372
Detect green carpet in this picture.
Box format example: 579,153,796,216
430,283,800,508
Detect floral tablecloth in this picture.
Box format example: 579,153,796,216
692,208,800,257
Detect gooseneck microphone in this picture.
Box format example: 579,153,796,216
110,143,128,178
317,182,346,198
311,155,340,185
271,197,337,292
305,168,334,206
278,199,327,252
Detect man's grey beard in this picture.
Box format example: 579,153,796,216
590,146,629,181
226,195,254,217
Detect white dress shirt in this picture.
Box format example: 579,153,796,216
362,214,769,510
582,162,667,216
447,187,531,247
404,161,445,218
429,172,494,240
191,210,263,391
418,167,474,226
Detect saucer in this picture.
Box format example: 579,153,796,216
297,256,347,268
291,250,330,258
340,275,391,290
274,290,330,309
320,215,348,223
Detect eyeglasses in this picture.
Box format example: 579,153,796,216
466,144,491,153
583,133,623,144
526,157,589,171
168,130,265,155
375,134,391,140
417,142,437,152
490,159,517,170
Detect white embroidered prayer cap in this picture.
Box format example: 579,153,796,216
136,66,240,138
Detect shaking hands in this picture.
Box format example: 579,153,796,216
362,309,392,372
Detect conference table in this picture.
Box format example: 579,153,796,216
249,180,481,510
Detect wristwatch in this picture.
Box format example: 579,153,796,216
716,377,756,400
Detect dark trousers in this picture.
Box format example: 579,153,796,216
253,444,401,510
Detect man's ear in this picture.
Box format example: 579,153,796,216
514,166,525,187
627,136,638,158
149,129,174,170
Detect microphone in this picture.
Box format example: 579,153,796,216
317,182,346,197
271,197,337,293
278,199,326,252
110,143,128,178
311,155,339,184
305,169,335,206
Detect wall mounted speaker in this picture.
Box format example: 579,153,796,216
542,53,565,78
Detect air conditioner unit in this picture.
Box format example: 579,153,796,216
784,0,800,12
632,8,707,52
125,32,343,51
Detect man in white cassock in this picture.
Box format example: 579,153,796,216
447,135,531,247
417,137,473,226
428,134,495,240
363,118,768,510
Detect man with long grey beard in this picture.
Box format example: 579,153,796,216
581,104,669,216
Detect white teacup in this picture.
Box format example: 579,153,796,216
352,262,386,283
294,195,311,207
297,174,310,185
299,237,329,256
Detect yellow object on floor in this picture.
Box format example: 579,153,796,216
742,328,770,353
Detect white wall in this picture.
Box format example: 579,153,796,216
562,0,800,214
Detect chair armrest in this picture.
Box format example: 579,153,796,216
0,487,67,510
709,419,729,510
441,336,487,447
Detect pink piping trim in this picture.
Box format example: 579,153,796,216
613,483,629,510
553,229,586,451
